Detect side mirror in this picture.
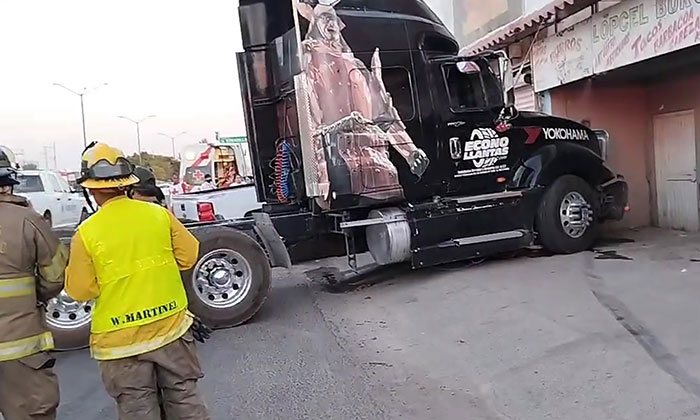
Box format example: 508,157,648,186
503,104,517,119
457,61,481,74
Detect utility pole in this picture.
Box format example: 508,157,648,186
42,146,52,170
117,115,157,164
53,82,108,148
53,142,58,170
157,131,188,158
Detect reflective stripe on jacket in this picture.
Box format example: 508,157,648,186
0,332,54,361
0,276,35,298
90,311,192,360
0,194,67,362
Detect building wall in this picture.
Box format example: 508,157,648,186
453,0,523,46
646,74,700,226
549,73,700,229
549,79,651,228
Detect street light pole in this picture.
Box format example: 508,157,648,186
118,115,157,164
157,131,188,158
53,82,108,147
136,123,142,164
80,95,87,146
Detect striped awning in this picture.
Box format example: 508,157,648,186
461,0,600,55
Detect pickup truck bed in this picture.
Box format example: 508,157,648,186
171,184,261,222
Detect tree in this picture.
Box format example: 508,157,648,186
126,153,180,182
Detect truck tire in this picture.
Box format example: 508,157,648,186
43,211,53,228
48,322,91,351
45,294,92,351
536,175,597,254
182,228,271,329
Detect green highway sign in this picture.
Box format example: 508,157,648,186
219,136,247,144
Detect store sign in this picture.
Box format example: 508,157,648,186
592,0,700,73
532,18,594,92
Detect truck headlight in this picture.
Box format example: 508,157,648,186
593,129,610,161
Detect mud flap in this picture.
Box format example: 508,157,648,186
600,177,628,221
253,212,292,268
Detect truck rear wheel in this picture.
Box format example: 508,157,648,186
536,175,597,254
45,292,92,351
182,228,271,329
43,211,53,228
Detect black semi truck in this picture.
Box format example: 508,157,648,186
233,1,627,266
46,0,628,349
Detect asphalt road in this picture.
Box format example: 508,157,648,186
43,229,700,419
54,271,386,420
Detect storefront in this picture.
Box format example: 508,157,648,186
531,0,700,230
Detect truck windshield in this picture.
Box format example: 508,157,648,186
442,60,503,112
15,174,44,193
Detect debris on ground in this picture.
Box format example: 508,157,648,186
594,250,634,261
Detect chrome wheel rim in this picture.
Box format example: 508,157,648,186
192,249,252,309
45,291,93,330
560,191,593,239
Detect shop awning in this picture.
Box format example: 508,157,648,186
461,0,600,55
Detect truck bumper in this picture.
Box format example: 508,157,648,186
599,176,629,221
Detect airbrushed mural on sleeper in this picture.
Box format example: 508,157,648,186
293,0,430,209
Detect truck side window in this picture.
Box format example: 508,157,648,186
442,62,503,113
46,175,62,193
347,66,416,122
442,64,488,111
15,175,44,193
58,177,72,193
381,67,415,122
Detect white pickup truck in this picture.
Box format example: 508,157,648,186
171,184,261,222
15,170,89,228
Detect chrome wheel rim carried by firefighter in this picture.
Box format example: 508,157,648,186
559,191,593,239
192,249,253,309
45,291,93,330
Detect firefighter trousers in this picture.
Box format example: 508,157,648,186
98,332,209,420
0,352,60,420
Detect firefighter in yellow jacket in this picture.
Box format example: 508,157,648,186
65,143,210,420
0,145,68,420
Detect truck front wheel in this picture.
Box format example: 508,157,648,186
536,175,597,254
182,228,271,329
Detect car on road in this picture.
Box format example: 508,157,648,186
15,170,89,228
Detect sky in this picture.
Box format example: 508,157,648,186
0,0,245,170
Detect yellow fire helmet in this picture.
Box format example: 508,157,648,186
78,142,140,189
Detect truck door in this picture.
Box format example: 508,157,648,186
57,176,80,225
43,173,67,227
434,59,514,197
353,49,432,201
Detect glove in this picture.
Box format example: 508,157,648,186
190,316,212,343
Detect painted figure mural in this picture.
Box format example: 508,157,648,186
294,0,429,208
